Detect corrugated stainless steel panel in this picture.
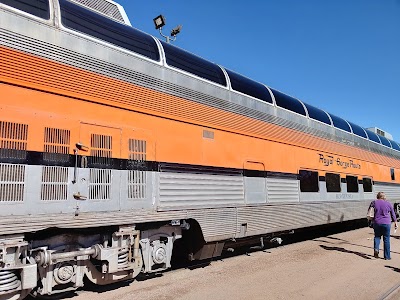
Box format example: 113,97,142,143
374,184,400,202
70,0,127,24
188,208,237,242
267,178,299,203
0,209,188,235
237,201,368,237
158,173,244,208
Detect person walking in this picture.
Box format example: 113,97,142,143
369,192,398,260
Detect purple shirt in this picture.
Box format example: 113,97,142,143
370,199,396,225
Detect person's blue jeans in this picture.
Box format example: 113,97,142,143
373,223,392,259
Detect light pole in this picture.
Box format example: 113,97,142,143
153,14,182,43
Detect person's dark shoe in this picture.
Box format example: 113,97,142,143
374,250,379,258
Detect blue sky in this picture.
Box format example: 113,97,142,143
117,0,400,142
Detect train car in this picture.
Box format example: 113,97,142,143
1,0,400,298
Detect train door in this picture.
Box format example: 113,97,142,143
120,128,155,210
244,161,266,204
72,123,121,213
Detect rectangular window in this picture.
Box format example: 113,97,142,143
0,0,50,19
299,170,319,192
346,175,359,193
391,168,395,181
363,178,373,193
326,173,341,192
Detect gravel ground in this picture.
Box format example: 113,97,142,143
69,224,400,300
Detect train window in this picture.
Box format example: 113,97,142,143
226,69,273,103
363,178,373,192
326,173,341,192
271,89,306,116
328,113,351,133
364,129,381,144
0,0,50,19
299,170,319,192
391,168,395,181
379,135,392,148
389,140,400,151
59,0,160,61
347,121,368,139
162,41,227,86
303,103,331,125
346,175,359,193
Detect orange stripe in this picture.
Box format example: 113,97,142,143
1,45,400,172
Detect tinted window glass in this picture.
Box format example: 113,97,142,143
304,103,331,125
1,0,50,19
346,175,359,193
329,113,351,132
391,168,395,181
162,42,226,86
226,69,272,103
347,121,367,138
59,0,159,61
363,178,372,192
326,173,341,192
364,129,381,144
379,135,392,148
271,89,306,116
299,170,319,192
389,140,400,151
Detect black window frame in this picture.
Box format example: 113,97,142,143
0,0,50,19
59,0,160,61
391,168,395,181
347,121,368,139
162,41,227,86
346,175,359,193
304,103,331,125
226,69,272,103
326,172,341,192
362,178,373,193
329,113,352,133
299,170,319,192
271,89,306,116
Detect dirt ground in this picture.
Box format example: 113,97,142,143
72,225,400,300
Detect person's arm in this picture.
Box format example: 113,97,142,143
390,205,398,229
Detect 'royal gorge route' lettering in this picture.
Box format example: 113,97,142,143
319,154,361,169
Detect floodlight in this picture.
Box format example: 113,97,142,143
170,25,182,37
153,15,166,30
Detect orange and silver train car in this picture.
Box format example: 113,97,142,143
1,0,400,298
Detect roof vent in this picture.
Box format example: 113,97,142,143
366,127,393,140
69,0,131,25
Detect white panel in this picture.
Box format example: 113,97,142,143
244,177,266,204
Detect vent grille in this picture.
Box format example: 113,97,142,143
128,170,146,199
128,139,146,161
70,0,126,24
0,164,25,202
128,139,146,199
90,134,112,166
43,127,70,162
89,169,111,200
41,166,68,201
0,121,28,159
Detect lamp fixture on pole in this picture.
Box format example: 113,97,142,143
153,14,182,43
